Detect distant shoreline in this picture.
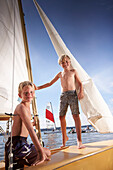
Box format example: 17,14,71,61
41,124,92,132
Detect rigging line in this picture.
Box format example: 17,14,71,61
0,95,8,100
12,0,16,113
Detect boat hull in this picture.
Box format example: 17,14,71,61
0,133,5,136
44,130,61,134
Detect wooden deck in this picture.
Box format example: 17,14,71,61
26,140,113,170
1,140,113,170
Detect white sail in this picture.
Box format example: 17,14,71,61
0,0,29,118
46,102,56,130
0,0,42,144
33,0,113,133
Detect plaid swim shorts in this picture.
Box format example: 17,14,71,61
59,90,80,116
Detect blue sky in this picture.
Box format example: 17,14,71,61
21,0,113,129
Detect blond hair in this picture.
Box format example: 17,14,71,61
18,81,34,94
58,55,71,65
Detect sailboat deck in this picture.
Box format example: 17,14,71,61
26,139,113,170
0,140,113,169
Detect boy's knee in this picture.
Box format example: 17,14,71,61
44,148,51,157
75,114,79,117
73,114,80,119
48,149,51,157
59,115,65,121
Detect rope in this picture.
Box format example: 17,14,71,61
12,0,16,114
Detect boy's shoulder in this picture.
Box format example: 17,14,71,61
15,103,26,114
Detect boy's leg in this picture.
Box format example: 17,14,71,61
59,115,69,147
72,114,85,149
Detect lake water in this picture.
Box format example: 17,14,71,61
0,127,113,161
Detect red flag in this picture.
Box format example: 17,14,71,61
46,109,55,123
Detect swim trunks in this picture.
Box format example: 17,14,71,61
59,90,80,116
5,136,38,170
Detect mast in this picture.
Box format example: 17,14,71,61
18,0,42,143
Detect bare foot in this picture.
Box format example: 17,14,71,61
61,136,69,148
77,141,86,149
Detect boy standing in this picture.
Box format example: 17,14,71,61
35,55,85,149
5,81,51,169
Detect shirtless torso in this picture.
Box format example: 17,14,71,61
59,69,76,92
12,103,30,137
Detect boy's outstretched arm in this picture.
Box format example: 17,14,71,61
34,72,61,90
